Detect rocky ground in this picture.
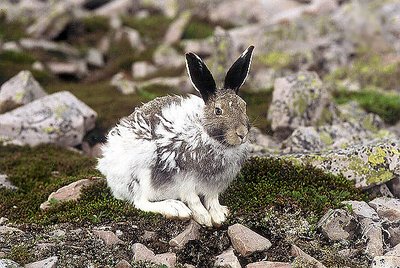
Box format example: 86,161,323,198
0,0,400,267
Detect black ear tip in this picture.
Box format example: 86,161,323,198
185,52,200,61
244,45,255,56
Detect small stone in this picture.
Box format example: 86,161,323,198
32,61,45,72
0,217,8,225
368,184,394,198
143,230,157,241
386,221,400,247
40,178,101,210
25,256,58,268
164,11,192,45
369,197,400,222
342,200,380,221
153,45,184,69
0,259,21,268
110,72,137,95
291,244,326,268
0,226,24,234
2,41,21,52
317,209,357,241
214,248,241,268
131,61,158,80
385,243,400,257
19,38,79,57
246,261,291,268
49,229,66,237
86,48,104,68
227,223,272,257
153,252,176,267
169,220,200,249
360,218,384,257
116,27,145,51
47,61,88,79
371,256,400,268
93,229,124,246
115,259,132,268
132,243,176,267
0,174,18,190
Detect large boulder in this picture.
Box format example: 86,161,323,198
268,72,337,139
0,71,47,114
0,91,97,147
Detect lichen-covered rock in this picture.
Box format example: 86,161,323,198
369,197,400,222
385,243,400,257
40,178,102,210
342,201,380,221
371,256,400,268
0,259,21,268
317,209,358,241
268,72,336,139
281,139,400,189
0,91,97,147
361,218,384,257
0,70,47,114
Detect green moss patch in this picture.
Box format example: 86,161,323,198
334,88,400,125
182,19,214,40
0,14,27,41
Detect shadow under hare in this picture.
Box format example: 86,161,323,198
97,46,254,226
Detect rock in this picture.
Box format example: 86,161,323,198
0,259,21,268
2,41,21,52
0,226,24,234
164,11,191,45
81,142,103,158
153,45,185,70
268,72,335,139
182,39,213,57
138,77,192,93
131,61,158,80
110,15,122,30
49,229,66,237
0,217,8,225
132,243,176,267
143,230,157,241
32,61,45,72
169,220,200,249
0,174,18,190
116,27,145,51
209,26,234,84
371,256,400,268
214,248,241,268
110,73,137,95
40,178,101,210
25,256,58,268
115,259,132,268
19,38,79,57
86,48,104,68
138,0,179,18
379,3,400,53
0,91,97,147
317,209,357,241
227,223,272,257
246,261,291,268
282,126,325,152
47,61,88,79
387,178,400,198
0,70,47,114
291,244,326,268
369,197,400,222
385,221,400,247
93,229,124,246
385,243,400,257
342,201,380,221
281,139,400,189
361,218,384,257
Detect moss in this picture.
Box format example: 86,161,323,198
334,88,400,125
222,157,366,219
182,19,214,40
257,51,292,70
5,244,34,265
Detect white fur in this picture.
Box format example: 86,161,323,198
97,94,248,226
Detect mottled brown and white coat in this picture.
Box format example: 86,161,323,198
97,46,254,226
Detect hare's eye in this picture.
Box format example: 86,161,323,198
215,107,223,115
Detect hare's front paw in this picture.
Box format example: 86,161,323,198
209,205,229,226
192,210,213,227
160,199,192,219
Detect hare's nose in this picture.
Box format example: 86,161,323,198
236,126,249,141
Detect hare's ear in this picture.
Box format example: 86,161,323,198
186,52,216,103
224,46,254,93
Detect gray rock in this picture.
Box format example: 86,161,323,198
93,229,124,246
0,259,21,268
0,70,47,114
342,201,380,221
131,61,158,80
360,218,384,257
0,226,24,234
387,178,400,198
214,248,241,268
246,261,291,268
371,256,400,268
115,259,132,268
110,73,137,95
369,197,400,222
19,38,79,57
385,221,400,247
317,209,357,241
291,244,326,268
169,220,200,249
143,230,157,241
368,184,395,199
281,139,400,189
32,61,45,72
86,48,104,68
379,3,400,53
385,243,400,257
268,72,335,139
137,0,179,18
0,174,17,190
47,61,88,79
2,41,21,52
153,45,185,70
95,0,136,17
25,256,58,268
182,39,213,57
209,27,234,85
0,217,8,225
0,91,97,147
227,223,272,257
49,229,66,237
138,77,192,93
164,11,192,45
116,27,145,51
40,178,102,210
132,243,176,267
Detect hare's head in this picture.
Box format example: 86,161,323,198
186,46,254,146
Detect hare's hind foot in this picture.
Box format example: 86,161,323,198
205,195,229,226
134,199,192,219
